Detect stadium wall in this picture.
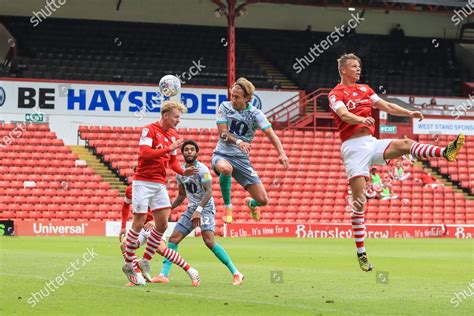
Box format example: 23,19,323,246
0,78,301,144
0,0,463,39
8,220,474,239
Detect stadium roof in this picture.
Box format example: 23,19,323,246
230,0,470,12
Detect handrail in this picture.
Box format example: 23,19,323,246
266,88,330,123
267,88,331,130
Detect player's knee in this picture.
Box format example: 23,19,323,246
217,162,233,175
256,195,268,206
220,166,232,175
400,139,414,151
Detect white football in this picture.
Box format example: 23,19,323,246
159,75,181,97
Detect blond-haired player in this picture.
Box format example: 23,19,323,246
329,53,465,272
122,100,201,286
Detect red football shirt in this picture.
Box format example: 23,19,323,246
328,83,381,142
134,122,180,184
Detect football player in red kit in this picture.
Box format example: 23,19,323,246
122,100,201,286
328,53,465,272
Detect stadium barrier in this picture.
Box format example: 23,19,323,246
15,220,105,236
225,223,474,239
11,220,182,237
10,220,474,239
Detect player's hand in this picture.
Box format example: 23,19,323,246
409,111,424,121
143,221,154,231
239,141,251,154
119,228,126,242
192,211,201,228
170,139,184,151
361,116,375,127
183,166,199,176
278,153,289,169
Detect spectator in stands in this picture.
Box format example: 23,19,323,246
392,160,411,181
371,167,382,186
418,167,444,189
380,182,399,200
430,97,437,106
390,24,405,39
409,96,415,105
304,25,313,44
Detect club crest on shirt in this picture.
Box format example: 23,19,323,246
360,86,367,92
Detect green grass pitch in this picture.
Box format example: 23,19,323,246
1,237,473,315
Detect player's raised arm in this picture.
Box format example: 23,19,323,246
373,99,424,120
262,127,289,169
171,183,187,210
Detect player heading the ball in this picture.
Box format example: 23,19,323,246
122,100,201,286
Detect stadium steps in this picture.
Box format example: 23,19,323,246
69,145,127,195
238,43,298,89
420,162,468,196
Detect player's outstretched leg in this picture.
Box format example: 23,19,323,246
139,211,200,286
349,177,372,272
384,134,465,162
152,241,179,284
215,160,234,223
244,184,268,221
202,231,244,285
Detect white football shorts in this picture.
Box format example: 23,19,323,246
132,180,171,214
341,135,394,180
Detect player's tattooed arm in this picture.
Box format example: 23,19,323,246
171,184,187,210
198,181,213,209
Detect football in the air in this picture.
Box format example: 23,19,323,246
159,75,181,97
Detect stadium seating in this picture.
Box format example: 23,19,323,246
1,15,471,95
79,126,473,226
0,16,274,88
242,28,473,96
420,134,474,194
0,123,122,221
